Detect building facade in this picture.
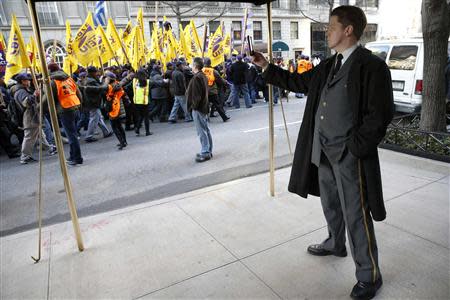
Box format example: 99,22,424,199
0,0,422,66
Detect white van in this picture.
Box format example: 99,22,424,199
366,38,426,113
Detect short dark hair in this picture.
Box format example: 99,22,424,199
331,5,367,40
193,57,204,70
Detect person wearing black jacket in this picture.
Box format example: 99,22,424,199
80,66,112,142
253,6,394,300
228,55,252,109
168,61,192,123
149,65,170,122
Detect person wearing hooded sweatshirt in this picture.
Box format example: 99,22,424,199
45,63,84,165
104,71,129,150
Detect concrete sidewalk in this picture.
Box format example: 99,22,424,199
1,149,449,299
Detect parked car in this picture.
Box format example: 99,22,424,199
366,38,450,113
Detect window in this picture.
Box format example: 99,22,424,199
340,0,349,5
388,45,418,70
356,0,378,8
366,45,390,61
36,2,60,26
45,41,65,68
253,21,262,41
85,1,96,14
273,21,281,40
180,21,190,30
272,0,280,8
290,0,299,9
150,21,164,33
232,21,242,42
209,21,220,35
291,22,298,39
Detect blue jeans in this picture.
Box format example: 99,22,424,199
60,110,82,162
85,108,110,139
248,82,257,103
169,95,192,121
192,110,212,155
263,86,279,104
43,115,55,146
230,83,252,108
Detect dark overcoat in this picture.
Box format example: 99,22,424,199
263,47,394,221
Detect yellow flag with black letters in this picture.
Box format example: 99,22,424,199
72,12,98,67
5,15,31,81
207,25,224,67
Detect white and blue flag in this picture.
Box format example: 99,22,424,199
94,0,106,27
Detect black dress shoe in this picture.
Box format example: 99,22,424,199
307,244,347,257
350,277,383,300
195,154,211,162
145,132,153,136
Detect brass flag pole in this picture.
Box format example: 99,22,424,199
26,0,84,252
31,82,43,263
266,1,275,196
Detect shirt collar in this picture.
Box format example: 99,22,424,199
338,43,358,67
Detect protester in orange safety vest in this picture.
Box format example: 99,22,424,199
104,71,130,150
46,62,84,165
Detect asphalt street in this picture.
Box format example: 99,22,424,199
0,95,306,236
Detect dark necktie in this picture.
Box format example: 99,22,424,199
333,53,343,77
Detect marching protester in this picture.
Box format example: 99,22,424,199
81,66,112,143
13,73,56,164
168,60,192,123
228,55,252,109
132,69,152,136
149,64,170,123
104,71,129,150
186,57,212,163
203,57,229,122
252,5,393,300
45,63,84,165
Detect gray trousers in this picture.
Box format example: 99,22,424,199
85,108,110,139
318,149,381,283
21,127,52,159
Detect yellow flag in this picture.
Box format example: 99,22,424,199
179,24,189,60
207,25,224,67
0,32,6,50
122,21,132,41
63,20,77,74
165,28,177,61
137,8,146,44
106,18,121,52
149,26,161,61
130,27,144,71
96,25,115,63
223,33,231,57
188,21,202,57
26,36,42,73
72,12,99,67
5,15,31,81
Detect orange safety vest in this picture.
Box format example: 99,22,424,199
202,67,215,87
106,84,125,119
55,77,80,109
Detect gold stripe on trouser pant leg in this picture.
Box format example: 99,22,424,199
358,159,377,283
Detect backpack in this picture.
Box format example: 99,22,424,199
7,98,24,129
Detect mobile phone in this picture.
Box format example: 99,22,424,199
247,35,255,56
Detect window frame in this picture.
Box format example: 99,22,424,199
232,21,242,42
272,21,281,40
253,21,263,41
36,2,61,26
290,21,299,40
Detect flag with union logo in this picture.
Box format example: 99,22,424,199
207,25,224,67
5,15,31,81
72,12,99,67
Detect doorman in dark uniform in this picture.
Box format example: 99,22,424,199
252,5,394,300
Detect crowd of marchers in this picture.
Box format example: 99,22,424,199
0,53,317,164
